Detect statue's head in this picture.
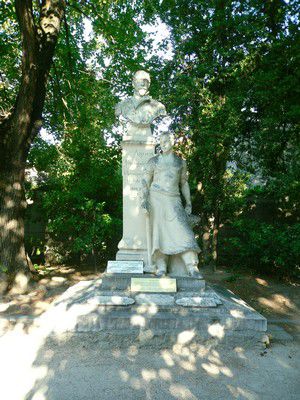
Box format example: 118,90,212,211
133,70,151,97
159,132,174,153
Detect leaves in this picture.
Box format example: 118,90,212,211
1,0,299,274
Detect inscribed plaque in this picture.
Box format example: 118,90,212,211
107,261,143,274
131,277,177,293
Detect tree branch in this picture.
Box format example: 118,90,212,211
15,0,38,70
63,13,73,76
67,2,90,19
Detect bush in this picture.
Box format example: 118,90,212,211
223,219,300,278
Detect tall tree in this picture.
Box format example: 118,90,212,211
0,0,65,286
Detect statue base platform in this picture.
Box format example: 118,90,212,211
39,273,267,347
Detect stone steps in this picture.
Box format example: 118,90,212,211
39,275,267,346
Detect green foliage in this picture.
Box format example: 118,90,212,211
1,0,299,276
28,126,122,263
0,264,8,274
224,219,300,278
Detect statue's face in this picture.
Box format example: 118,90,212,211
133,76,150,97
160,134,174,153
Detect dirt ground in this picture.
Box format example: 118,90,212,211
0,329,299,400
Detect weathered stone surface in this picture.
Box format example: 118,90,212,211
131,277,177,293
115,71,166,271
38,277,267,341
175,296,219,308
174,276,205,292
135,293,174,306
99,274,205,292
107,261,143,274
87,295,135,306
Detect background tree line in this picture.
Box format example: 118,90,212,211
0,0,299,287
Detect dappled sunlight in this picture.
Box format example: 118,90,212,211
117,333,237,397
258,294,298,314
130,314,146,328
233,347,247,360
136,303,159,315
127,344,139,357
201,362,221,376
161,349,175,367
141,368,157,381
0,323,48,399
0,270,279,398
177,329,195,344
228,295,254,311
169,383,197,399
113,335,240,398
159,368,172,381
0,302,11,312
230,309,245,318
119,369,130,381
207,323,225,339
0,312,298,400
226,384,257,399
255,278,269,287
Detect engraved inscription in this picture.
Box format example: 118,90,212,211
107,260,144,274
123,150,154,176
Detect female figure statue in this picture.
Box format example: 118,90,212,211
142,132,201,277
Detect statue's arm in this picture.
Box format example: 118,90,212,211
153,102,167,122
180,160,192,215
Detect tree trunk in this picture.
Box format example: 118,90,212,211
0,155,27,278
0,0,65,286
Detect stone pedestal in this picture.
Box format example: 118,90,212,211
39,273,268,346
116,136,155,271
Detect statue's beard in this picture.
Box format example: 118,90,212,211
137,88,148,96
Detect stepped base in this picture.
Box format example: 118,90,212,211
39,274,267,346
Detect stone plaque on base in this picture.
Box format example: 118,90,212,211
87,295,135,306
107,261,144,274
131,277,177,293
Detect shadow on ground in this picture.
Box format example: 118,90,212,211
0,324,299,400
0,265,299,399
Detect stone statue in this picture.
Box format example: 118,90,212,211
141,132,201,277
115,70,167,140
115,71,167,267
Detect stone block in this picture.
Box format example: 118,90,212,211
131,277,177,293
87,295,135,306
174,276,206,292
135,293,175,306
107,260,143,274
99,274,205,292
175,297,219,308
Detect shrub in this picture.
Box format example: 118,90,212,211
223,219,300,278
